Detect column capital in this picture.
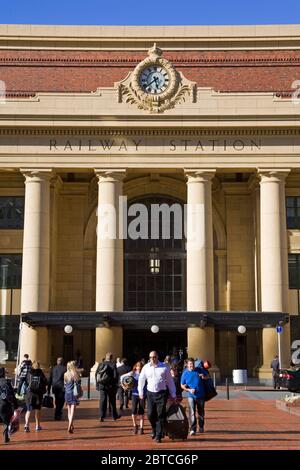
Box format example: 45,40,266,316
20,168,54,183
257,168,290,183
184,169,216,183
94,169,126,183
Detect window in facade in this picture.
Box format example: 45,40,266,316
286,197,300,229
124,196,186,311
0,254,22,289
0,196,24,229
288,254,300,289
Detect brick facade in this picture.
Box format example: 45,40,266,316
1,49,300,94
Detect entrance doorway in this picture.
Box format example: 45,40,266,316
123,329,187,366
236,335,247,369
124,196,186,311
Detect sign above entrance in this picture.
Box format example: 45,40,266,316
116,43,197,113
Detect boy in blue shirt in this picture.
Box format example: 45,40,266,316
181,357,209,435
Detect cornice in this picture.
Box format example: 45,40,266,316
1,25,300,50
0,128,300,137
2,51,300,66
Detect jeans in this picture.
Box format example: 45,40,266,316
187,397,205,432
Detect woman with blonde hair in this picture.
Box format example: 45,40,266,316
64,361,81,433
121,361,145,434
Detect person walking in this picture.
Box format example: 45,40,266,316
170,364,183,402
270,354,280,390
48,357,67,420
64,361,81,433
180,357,209,436
0,367,18,443
121,361,145,435
16,354,32,396
95,353,120,422
117,358,131,411
24,361,48,432
138,350,176,443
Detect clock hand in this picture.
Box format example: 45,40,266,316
146,77,158,87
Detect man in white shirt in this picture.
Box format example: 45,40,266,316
138,350,176,443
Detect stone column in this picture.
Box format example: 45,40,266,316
20,169,52,367
94,170,126,365
185,169,217,369
258,169,291,378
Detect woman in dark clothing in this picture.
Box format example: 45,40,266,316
170,365,183,402
24,361,47,432
0,367,18,443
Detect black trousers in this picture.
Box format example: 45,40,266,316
0,401,13,442
272,373,279,389
146,390,167,439
117,386,129,409
99,387,118,419
53,388,65,419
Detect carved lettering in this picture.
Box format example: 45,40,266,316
118,140,127,151
49,139,57,150
64,140,72,151
169,140,176,151
133,139,142,151
100,139,114,150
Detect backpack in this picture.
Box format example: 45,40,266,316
29,373,45,394
96,363,113,386
0,381,13,403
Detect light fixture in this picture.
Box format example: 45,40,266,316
64,325,73,334
237,325,246,334
149,247,160,274
151,325,159,334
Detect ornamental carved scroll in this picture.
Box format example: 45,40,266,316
116,44,197,113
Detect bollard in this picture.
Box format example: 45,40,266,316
226,377,230,400
87,376,90,399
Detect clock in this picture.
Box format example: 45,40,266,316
139,65,170,94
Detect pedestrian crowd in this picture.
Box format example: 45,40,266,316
0,350,216,444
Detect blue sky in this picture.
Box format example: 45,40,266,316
0,0,300,25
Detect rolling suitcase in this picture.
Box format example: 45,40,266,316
165,403,189,440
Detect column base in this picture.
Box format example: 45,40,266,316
257,366,273,382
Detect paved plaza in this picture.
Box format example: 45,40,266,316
2,391,300,450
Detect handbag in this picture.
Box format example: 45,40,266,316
203,377,218,402
73,381,83,398
42,394,54,408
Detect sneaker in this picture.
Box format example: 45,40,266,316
113,415,121,421
189,430,196,436
35,425,42,431
24,426,30,433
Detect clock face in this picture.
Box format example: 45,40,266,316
139,66,170,94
